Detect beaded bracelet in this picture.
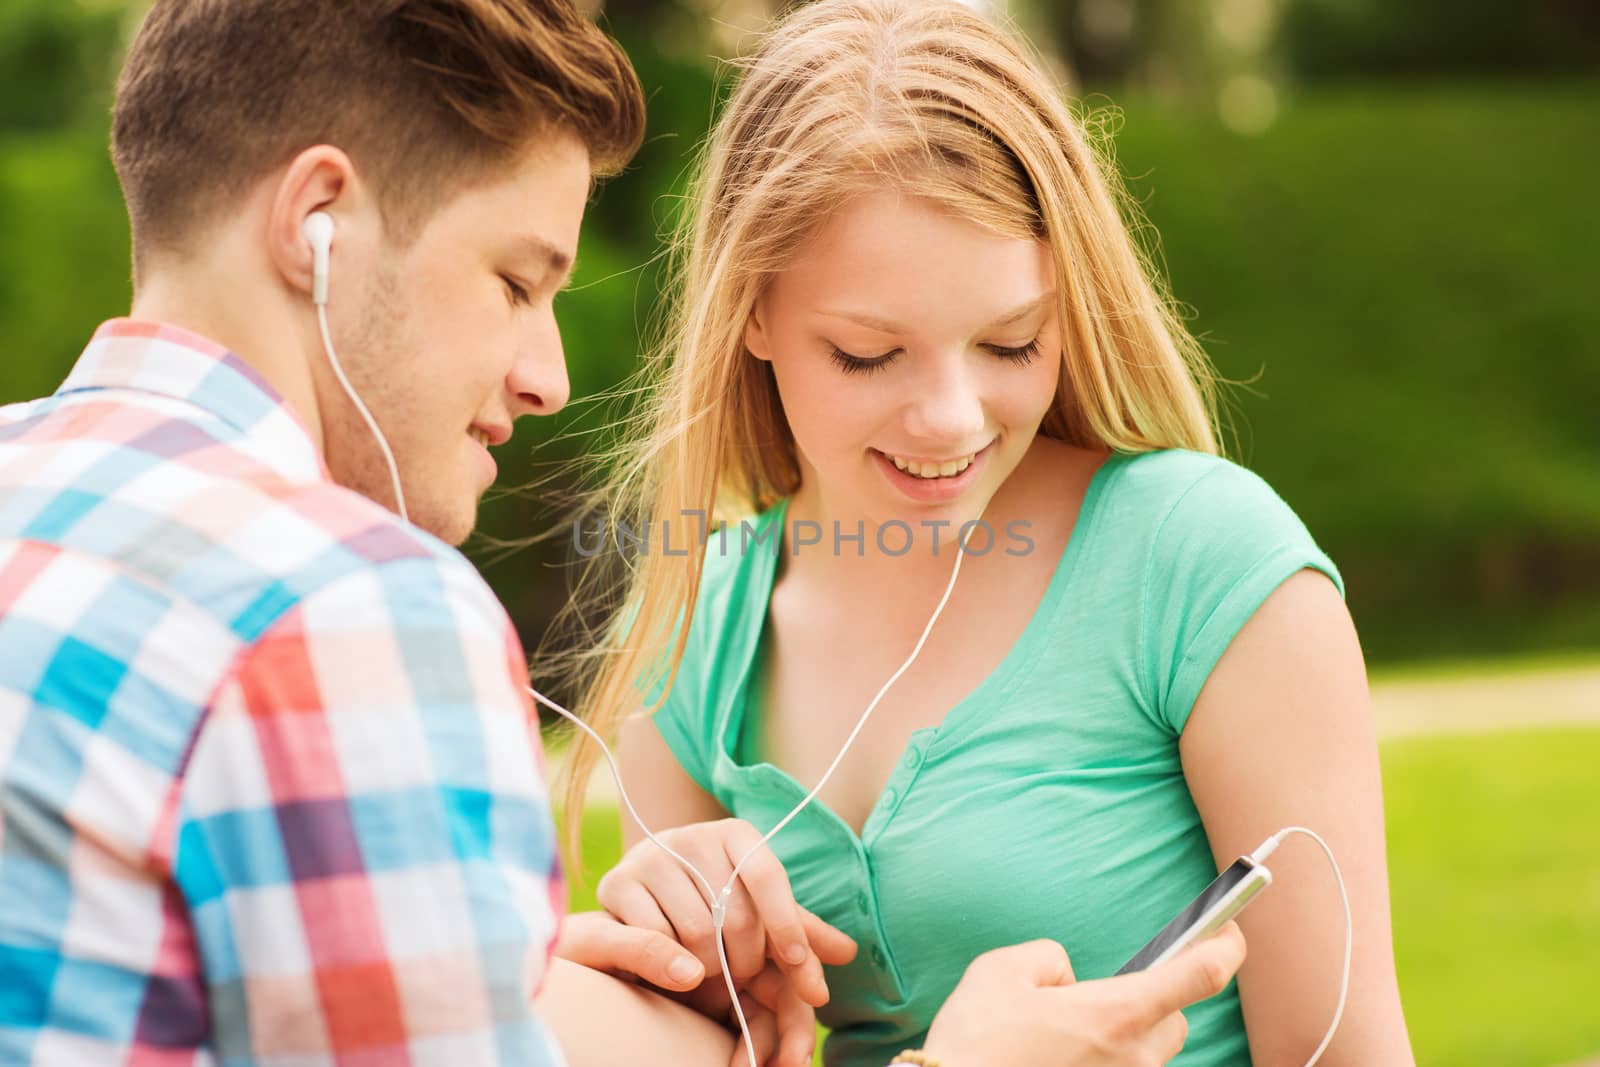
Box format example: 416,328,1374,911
888,1051,940,1066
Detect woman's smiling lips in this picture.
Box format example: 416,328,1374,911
870,440,994,502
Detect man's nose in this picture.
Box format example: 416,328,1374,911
508,311,571,419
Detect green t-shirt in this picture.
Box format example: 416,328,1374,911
652,449,1342,1067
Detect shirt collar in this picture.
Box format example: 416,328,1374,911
58,319,330,484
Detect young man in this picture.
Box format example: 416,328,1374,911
0,1,1244,1064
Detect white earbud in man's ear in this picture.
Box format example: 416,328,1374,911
301,208,408,523
302,211,334,306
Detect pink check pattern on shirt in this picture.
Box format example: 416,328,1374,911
0,320,567,1065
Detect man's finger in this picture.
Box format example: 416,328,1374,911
552,912,705,990
1128,922,1247,1025
613,923,708,991
1145,1006,1191,1064
971,939,1076,988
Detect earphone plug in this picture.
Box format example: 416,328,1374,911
303,211,334,306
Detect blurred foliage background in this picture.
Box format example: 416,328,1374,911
2,0,1594,676
4,1,1598,1064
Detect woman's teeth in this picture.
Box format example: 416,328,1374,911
887,451,975,479
470,428,490,447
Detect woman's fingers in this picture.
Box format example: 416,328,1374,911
799,906,858,965
604,820,853,1013
748,964,818,1067
595,864,678,942
726,992,779,1067
722,823,844,1004
722,822,810,966
603,840,729,976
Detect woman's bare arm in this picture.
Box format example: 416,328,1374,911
616,711,728,847
1181,570,1414,1065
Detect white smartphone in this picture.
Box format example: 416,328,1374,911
1115,856,1271,975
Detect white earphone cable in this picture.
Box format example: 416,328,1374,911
1248,826,1353,1066
316,303,409,524
529,529,973,1067
727,533,970,883
312,242,1349,1064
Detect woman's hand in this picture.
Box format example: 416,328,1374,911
597,817,857,1006
680,960,826,1067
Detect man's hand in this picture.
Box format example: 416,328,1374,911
553,910,707,992
923,924,1248,1066
553,911,825,1067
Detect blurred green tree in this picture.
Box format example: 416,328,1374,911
0,0,127,134
1281,0,1600,79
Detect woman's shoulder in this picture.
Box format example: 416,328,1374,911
1110,446,1259,497
1102,448,1305,537
1077,448,1336,601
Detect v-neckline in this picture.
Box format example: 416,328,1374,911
715,451,1125,847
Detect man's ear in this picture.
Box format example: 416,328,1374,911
265,145,363,303
744,299,774,362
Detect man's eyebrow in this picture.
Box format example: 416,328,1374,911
820,291,1056,334
518,235,575,278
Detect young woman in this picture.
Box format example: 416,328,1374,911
559,1,1413,1064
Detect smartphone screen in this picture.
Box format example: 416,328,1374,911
1115,858,1268,975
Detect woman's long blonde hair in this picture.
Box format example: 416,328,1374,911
553,0,1222,852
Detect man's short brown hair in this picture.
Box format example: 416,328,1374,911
112,0,645,265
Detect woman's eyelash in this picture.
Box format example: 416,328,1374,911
986,338,1041,364
829,338,1042,376
830,346,897,376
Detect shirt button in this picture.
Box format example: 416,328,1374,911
881,788,897,808
855,890,870,913
904,747,921,769
871,946,887,968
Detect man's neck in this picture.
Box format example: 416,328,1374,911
129,270,326,452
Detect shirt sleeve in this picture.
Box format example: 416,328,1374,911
646,529,761,796
1139,459,1344,736
171,552,567,1066
648,620,717,794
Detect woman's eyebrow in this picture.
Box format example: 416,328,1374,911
819,291,1055,333
988,292,1055,326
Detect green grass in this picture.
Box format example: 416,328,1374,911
1370,649,1600,686
1384,728,1600,1066
565,727,1600,1066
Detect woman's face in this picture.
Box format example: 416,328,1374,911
745,190,1062,532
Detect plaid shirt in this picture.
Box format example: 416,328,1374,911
0,320,566,1065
